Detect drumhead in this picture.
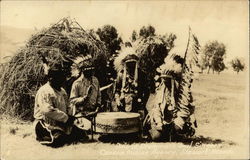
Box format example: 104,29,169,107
95,112,141,134
96,112,140,119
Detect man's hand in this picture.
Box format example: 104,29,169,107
70,86,92,105
71,97,86,105
116,99,122,107
115,93,122,107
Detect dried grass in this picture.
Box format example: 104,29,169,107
134,36,170,92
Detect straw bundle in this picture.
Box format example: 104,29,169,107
0,18,109,119
134,36,170,92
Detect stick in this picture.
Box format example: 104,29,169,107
178,27,191,90
100,83,113,92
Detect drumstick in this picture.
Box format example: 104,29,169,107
74,105,103,118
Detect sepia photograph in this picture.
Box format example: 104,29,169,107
0,0,249,159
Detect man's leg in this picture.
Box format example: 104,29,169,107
69,125,89,143
34,120,53,143
50,130,67,147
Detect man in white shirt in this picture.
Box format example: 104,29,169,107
34,63,84,147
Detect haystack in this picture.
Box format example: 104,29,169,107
135,36,168,76
0,18,109,120
135,36,170,92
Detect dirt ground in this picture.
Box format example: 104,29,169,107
1,72,249,159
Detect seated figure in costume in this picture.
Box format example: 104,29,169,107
34,63,86,147
145,54,197,141
69,55,101,130
113,47,149,115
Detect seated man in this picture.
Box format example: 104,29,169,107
69,56,101,130
34,63,84,147
113,50,149,116
145,54,196,141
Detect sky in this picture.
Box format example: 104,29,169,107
0,0,249,62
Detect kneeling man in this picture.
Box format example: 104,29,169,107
34,63,85,147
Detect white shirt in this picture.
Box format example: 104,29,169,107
34,82,69,123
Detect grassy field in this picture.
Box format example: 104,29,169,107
1,72,249,159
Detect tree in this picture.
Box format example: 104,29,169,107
160,33,177,51
197,53,209,73
96,25,123,55
230,58,245,74
202,41,226,74
133,26,176,52
212,57,226,74
131,30,138,42
139,25,156,38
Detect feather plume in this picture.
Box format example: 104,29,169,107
185,33,201,69
175,28,200,119
71,56,84,77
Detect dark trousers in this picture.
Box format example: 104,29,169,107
35,120,87,147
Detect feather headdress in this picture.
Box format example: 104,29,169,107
114,46,138,72
157,53,183,78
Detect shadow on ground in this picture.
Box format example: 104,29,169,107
97,133,237,146
181,135,237,146
98,133,143,144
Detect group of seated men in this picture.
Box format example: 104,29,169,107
34,53,195,147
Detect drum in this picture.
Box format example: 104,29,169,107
95,112,141,134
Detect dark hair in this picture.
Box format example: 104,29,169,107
47,69,65,78
47,63,65,78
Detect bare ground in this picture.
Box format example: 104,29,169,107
1,72,249,159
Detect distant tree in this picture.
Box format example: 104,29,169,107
131,30,138,42
230,58,245,74
139,25,156,38
136,26,176,53
197,53,209,73
139,26,147,38
160,33,177,51
212,57,226,74
202,41,226,74
96,25,123,55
